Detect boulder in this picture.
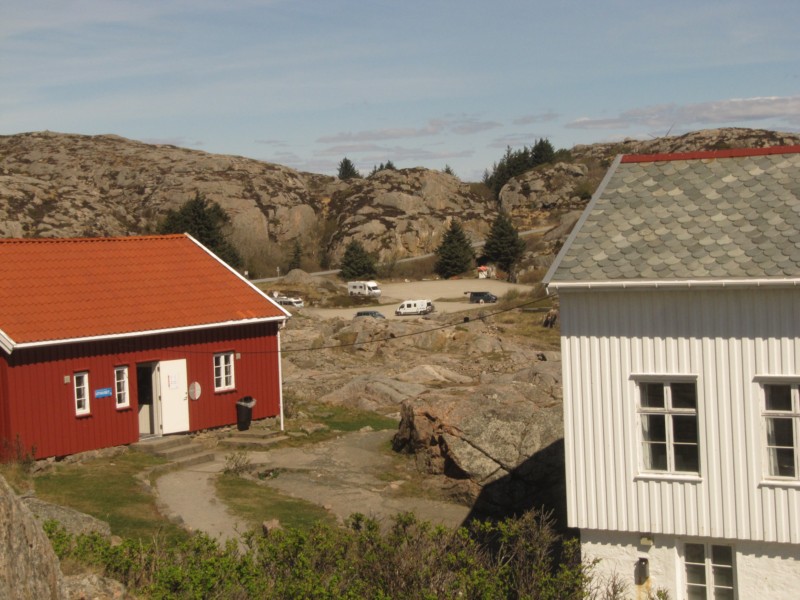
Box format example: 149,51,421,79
0,476,65,600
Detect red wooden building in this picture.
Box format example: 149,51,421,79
0,234,290,460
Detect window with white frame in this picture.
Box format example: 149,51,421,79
684,542,735,599
115,366,130,409
638,380,700,474
74,371,90,416
762,382,799,479
214,352,235,391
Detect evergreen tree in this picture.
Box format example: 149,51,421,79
158,191,242,268
338,157,361,180
287,239,302,271
339,240,377,280
482,211,526,281
434,220,475,279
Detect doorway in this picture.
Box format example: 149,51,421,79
136,359,189,438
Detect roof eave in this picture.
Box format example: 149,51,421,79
7,315,288,353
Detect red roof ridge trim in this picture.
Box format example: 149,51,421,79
621,145,800,163
0,234,187,245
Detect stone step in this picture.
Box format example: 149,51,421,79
131,435,192,455
218,434,290,449
170,451,216,469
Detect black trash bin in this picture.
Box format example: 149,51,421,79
235,396,256,431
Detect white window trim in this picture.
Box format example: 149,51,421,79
631,375,701,477
756,377,800,483
115,366,130,409
74,371,90,416
681,540,737,600
214,352,235,392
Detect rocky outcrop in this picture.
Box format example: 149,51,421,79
392,356,565,518
4,128,797,277
23,497,112,539
0,476,65,599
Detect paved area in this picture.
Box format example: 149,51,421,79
155,430,470,544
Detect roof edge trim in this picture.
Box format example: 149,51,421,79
621,145,800,163
9,316,287,352
547,278,800,292
183,233,293,319
542,154,624,285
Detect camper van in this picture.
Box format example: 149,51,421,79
347,280,382,297
395,299,434,316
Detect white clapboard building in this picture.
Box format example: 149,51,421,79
543,146,800,599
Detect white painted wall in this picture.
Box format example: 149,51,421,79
583,529,800,599
558,287,800,543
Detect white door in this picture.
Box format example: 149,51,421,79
158,359,190,434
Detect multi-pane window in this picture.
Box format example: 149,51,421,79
74,371,90,416
684,543,735,600
763,383,799,479
214,352,235,391
115,366,130,409
639,381,700,474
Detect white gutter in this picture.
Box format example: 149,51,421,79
547,278,800,292
6,315,287,353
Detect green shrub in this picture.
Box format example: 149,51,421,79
45,509,598,599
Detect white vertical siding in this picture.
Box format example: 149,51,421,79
560,287,800,544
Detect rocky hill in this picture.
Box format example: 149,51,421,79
2,127,798,277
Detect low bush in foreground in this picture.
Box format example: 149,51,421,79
46,509,597,599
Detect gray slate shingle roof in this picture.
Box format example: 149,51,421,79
545,147,800,283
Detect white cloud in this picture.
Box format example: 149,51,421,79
567,96,800,131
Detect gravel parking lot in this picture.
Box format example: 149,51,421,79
303,279,536,320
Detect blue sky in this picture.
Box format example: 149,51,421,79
2,1,799,181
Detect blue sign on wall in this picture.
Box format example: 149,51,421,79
95,387,113,399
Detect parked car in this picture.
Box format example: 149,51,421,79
466,291,497,304
276,296,304,308
354,310,386,319
395,299,434,316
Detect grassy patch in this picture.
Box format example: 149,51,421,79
315,405,398,432
33,451,187,543
215,473,337,531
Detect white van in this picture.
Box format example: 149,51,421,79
395,299,434,316
347,280,382,297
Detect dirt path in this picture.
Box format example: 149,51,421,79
155,430,470,544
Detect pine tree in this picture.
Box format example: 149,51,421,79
482,211,526,281
338,157,361,180
339,240,377,280
158,191,243,268
434,220,475,279
287,239,302,271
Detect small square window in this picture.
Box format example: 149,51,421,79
762,383,799,479
115,366,130,409
684,542,736,599
74,371,90,416
638,380,699,475
214,352,235,391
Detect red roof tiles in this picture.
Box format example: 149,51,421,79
0,234,287,348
